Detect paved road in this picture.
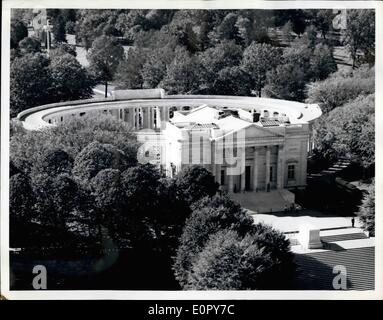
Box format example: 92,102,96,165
250,209,359,233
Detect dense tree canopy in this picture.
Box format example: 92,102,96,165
18,37,41,55
10,173,35,222
115,47,146,89
161,47,203,94
173,194,255,287
174,194,295,289
241,43,282,96
264,63,306,101
50,43,77,58
11,18,28,49
357,182,375,236
10,114,138,174
49,53,94,101
343,10,375,68
87,35,124,97
186,229,290,290
10,35,95,117
10,53,52,117
51,14,67,43
313,94,375,168
307,65,374,113
174,166,219,205
72,141,129,181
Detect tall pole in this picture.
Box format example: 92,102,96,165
45,18,51,55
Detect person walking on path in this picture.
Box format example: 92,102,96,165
351,217,355,228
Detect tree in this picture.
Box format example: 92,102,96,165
51,14,67,43
174,165,219,205
75,10,122,49
198,40,243,93
273,10,307,36
115,47,146,89
10,114,138,176
241,42,282,96
18,37,41,55
173,194,253,287
31,148,73,178
216,13,239,42
282,20,295,43
31,173,80,229
11,18,28,49
10,53,52,117
115,10,148,37
282,45,312,80
120,163,162,213
161,47,203,94
50,114,139,162
141,54,167,88
117,164,164,247
164,11,203,51
174,193,295,289
10,173,35,222
186,230,275,290
87,35,124,97
357,182,375,236
50,43,77,57
309,43,337,81
235,16,252,47
214,66,252,96
65,21,76,35
49,53,95,101
72,141,129,182
312,94,375,168
306,9,335,39
300,25,319,49
343,10,375,68
91,168,124,241
264,63,306,101
306,66,374,113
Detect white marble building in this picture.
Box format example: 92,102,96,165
17,90,322,209
163,104,310,193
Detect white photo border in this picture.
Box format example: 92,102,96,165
1,0,382,300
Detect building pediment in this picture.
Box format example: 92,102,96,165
212,123,284,142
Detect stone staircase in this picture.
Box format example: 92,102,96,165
308,157,351,181
230,189,295,214
293,246,375,290
291,227,374,290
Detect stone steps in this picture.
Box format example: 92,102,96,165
293,247,375,290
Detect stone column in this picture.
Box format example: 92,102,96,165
164,106,169,122
149,107,153,129
128,108,134,127
154,107,160,130
240,147,246,192
146,107,150,129
111,108,118,119
142,107,147,128
228,172,234,192
217,164,222,185
157,107,162,129
265,147,271,191
135,108,139,130
277,145,284,189
252,148,258,192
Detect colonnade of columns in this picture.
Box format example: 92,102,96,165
111,106,171,130
213,145,284,193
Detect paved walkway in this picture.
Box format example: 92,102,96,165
250,209,359,233
230,190,290,213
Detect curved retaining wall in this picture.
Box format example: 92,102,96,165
17,93,322,131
